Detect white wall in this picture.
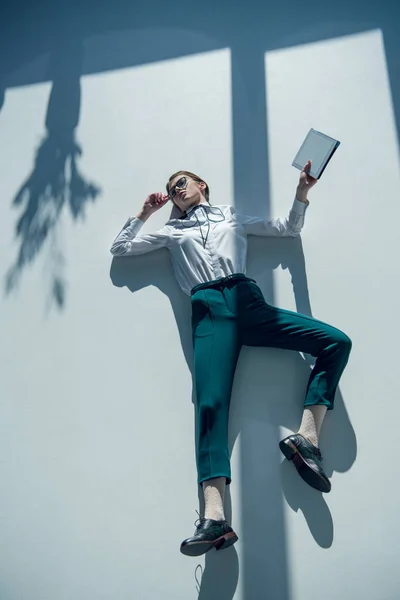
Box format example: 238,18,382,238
0,16,399,600
266,29,400,599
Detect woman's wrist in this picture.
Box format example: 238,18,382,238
296,186,309,204
135,209,151,222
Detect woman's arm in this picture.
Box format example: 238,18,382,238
235,160,317,237
110,192,170,256
235,198,307,237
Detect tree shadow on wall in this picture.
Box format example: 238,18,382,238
5,41,101,309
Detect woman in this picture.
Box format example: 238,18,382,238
110,162,352,557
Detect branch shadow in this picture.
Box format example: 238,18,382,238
4,40,101,310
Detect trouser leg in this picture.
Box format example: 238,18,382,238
192,288,241,485
238,283,352,409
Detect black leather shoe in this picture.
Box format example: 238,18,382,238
279,433,331,493
180,517,238,557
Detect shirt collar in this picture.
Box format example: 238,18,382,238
185,202,211,217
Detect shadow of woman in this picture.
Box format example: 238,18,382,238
110,249,194,384
227,235,357,550
109,232,357,598
110,251,242,600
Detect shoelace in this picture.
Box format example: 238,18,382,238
194,510,203,530
193,510,226,531
296,434,323,460
314,448,322,459
298,440,323,461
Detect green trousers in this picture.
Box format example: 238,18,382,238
191,274,352,486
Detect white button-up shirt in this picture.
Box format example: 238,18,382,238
110,199,308,295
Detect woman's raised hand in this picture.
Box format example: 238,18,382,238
136,193,170,221
143,192,170,214
298,160,318,190
296,160,318,203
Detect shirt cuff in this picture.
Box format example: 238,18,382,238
125,216,145,233
292,197,309,213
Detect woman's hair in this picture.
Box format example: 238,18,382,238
166,170,210,203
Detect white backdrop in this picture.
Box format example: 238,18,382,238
1,25,399,600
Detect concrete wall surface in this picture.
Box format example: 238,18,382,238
0,2,399,599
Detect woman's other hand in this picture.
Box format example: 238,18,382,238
296,160,318,203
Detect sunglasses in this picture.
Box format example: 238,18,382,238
169,176,194,199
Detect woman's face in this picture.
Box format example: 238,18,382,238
169,175,207,213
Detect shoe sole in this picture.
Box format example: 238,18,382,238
279,439,331,493
180,531,238,557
